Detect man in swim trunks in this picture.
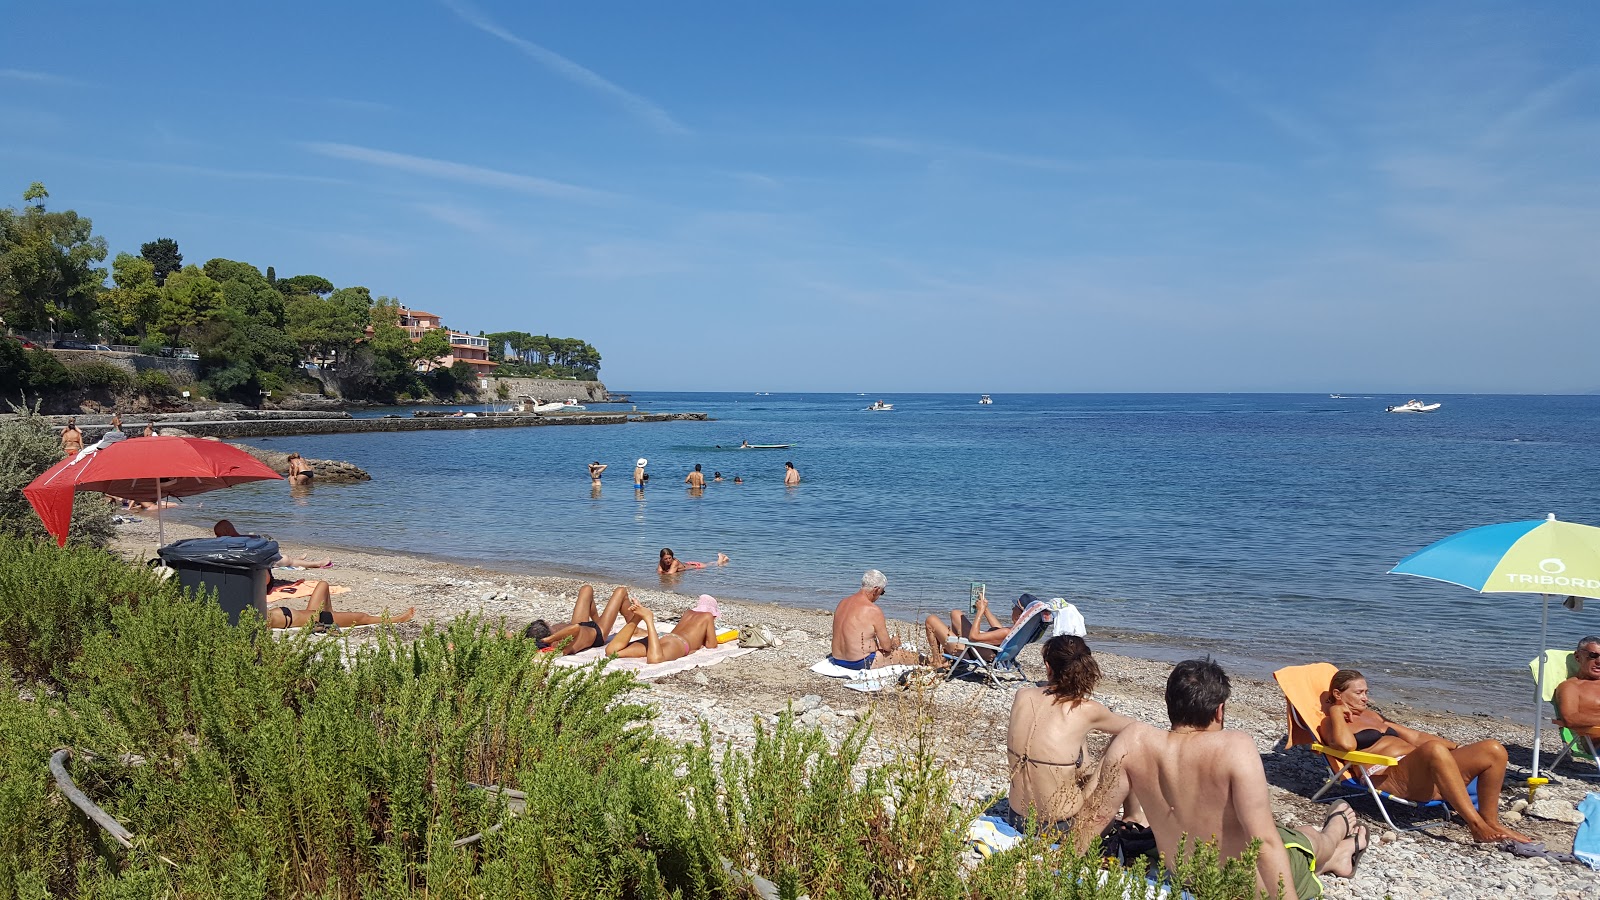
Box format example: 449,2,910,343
604,596,720,663
685,463,706,488
829,569,918,670
784,461,800,486
1555,634,1600,738
1075,659,1364,900
634,457,648,488
516,585,632,654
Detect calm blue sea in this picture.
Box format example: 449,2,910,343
175,393,1600,713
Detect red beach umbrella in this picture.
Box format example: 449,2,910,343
23,434,283,546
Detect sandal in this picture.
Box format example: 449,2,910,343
1349,825,1369,873
1321,803,1357,842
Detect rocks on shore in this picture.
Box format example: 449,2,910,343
229,443,372,483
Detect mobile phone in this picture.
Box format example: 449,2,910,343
969,582,985,614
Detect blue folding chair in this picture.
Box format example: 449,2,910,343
943,598,1053,687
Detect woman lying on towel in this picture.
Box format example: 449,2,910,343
1005,635,1139,835
1320,669,1530,843
605,595,721,663
265,579,414,629
515,585,631,654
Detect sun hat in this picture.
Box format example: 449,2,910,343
691,594,719,617
636,458,649,467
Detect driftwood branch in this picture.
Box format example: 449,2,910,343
49,748,134,849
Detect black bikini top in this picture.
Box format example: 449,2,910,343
1352,726,1399,751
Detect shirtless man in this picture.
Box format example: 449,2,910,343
784,461,800,486
830,569,918,670
1555,635,1600,738
634,458,648,488
588,461,607,487
924,587,1022,671
517,585,631,655
685,463,706,488
1076,659,1363,900
60,417,83,456
605,596,720,663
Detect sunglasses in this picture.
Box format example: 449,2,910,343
1579,650,1600,660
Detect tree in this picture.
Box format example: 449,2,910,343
412,327,451,369
139,238,182,286
276,274,335,298
286,293,366,363
99,253,162,339
156,265,223,343
0,184,109,332
203,258,284,328
265,265,275,285
22,182,47,209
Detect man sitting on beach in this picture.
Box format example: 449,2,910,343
924,586,1022,671
1555,634,1600,738
214,520,332,569
1074,659,1364,900
604,595,721,663
829,569,919,670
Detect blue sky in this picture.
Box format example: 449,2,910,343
3,1,1596,392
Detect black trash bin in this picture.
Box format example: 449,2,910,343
158,536,280,626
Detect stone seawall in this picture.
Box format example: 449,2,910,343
488,377,609,403
51,349,200,384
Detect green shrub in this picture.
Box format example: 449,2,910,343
0,411,115,548
0,535,168,687
133,369,177,401
136,335,166,357
67,361,133,393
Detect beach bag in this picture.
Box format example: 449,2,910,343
1099,819,1158,865
739,625,778,649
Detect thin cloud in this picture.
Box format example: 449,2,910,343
439,0,687,136
301,142,617,201
0,68,89,87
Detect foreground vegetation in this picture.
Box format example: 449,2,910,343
0,534,1273,899
0,183,599,407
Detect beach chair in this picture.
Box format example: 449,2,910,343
943,597,1054,687
1529,650,1600,777
1273,662,1474,832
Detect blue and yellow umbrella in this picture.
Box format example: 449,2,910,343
1392,514,1600,779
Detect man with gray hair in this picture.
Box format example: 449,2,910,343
829,569,918,670
1554,635,1600,739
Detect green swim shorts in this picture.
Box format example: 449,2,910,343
1276,826,1323,900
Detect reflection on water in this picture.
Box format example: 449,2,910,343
172,392,1600,713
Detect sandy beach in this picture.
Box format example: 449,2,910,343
114,517,1599,900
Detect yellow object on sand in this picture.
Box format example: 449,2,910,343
717,628,739,644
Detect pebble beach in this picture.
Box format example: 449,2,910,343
115,517,1600,900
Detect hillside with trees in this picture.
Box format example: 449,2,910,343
0,184,602,408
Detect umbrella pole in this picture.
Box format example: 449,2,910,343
156,481,164,547
1532,592,1550,781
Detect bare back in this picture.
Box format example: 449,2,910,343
831,591,887,662
1007,688,1126,822
672,610,721,652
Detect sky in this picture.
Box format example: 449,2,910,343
2,1,1597,393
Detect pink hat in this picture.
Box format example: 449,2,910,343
691,594,719,617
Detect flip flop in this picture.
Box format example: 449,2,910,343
1320,803,1357,841
1349,826,1369,874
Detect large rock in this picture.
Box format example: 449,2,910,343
229,443,372,483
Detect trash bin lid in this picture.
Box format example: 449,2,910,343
157,535,280,568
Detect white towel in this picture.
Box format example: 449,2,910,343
553,642,752,681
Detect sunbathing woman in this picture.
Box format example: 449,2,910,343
1005,635,1139,833
604,596,721,663
265,579,414,629
1320,668,1530,843
517,585,631,654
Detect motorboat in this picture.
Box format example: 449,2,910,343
530,401,566,414
1386,399,1441,413
560,398,586,411
978,394,993,405
866,400,894,411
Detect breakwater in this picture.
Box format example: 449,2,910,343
27,409,707,440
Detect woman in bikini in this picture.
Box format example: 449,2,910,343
1320,669,1530,843
517,585,631,654
604,597,720,663
265,579,414,629
1005,635,1138,833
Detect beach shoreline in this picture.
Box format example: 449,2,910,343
110,517,1595,899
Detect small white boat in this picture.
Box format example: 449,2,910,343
978,394,993,405
866,400,894,411
530,401,566,414
1386,399,1441,413
560,398,586,411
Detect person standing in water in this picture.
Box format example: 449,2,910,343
60,417,83,456
634,458,648,488
784,461,800,486
588,461,608,487
686,463,706,488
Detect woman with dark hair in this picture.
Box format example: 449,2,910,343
1004,635,1136,832
515,585,631,655
1320,668,1530,843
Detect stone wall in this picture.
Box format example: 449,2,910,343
51,349,199,384
487,377,609,403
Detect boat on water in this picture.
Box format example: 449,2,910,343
529,401,566,414
560,398,586,411
979,394,993,405
1386,399,1442,413
866,400,894,411
1330,394,1346,399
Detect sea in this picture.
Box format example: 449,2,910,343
169,392,1600,715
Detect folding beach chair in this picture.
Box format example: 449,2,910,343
1273,663,1474,832
943,597,1054,687
1529,650,1600,777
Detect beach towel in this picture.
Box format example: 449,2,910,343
553,642,753,681
966,814,1024,858
1044,598,1086,637
1576,792,1600,870
266,580,350,604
